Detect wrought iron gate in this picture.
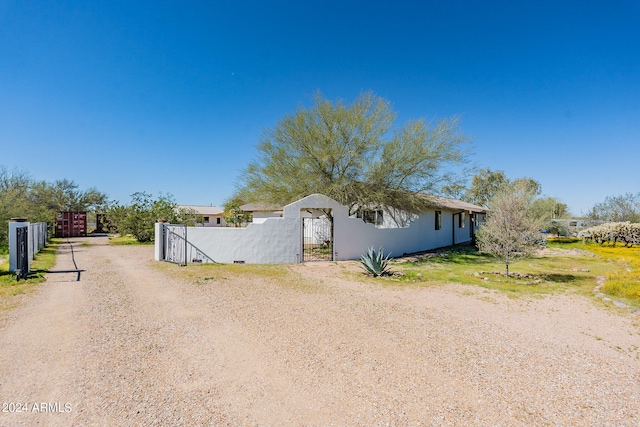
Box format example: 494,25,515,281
302,217,333,262
161,224,187,266
16,226,29,280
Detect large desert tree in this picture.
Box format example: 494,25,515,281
476,183,545,277
236,91,472,215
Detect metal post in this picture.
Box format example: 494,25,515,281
183,224,188,266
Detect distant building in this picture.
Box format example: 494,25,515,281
549,218,604,236
178,205,227,227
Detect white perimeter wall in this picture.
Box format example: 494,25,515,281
155,194,476,264
159,216,302,264
252,212,283,224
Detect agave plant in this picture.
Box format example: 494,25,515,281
360,246,393,277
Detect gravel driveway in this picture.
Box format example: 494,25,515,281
1,236,639,426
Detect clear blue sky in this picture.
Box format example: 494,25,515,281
1,0,638,215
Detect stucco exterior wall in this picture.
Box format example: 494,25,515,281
155,194,478,264
334,208,472,260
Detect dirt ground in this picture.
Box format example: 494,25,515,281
1,236,639,426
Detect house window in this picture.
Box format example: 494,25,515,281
216,217,221,225
358,209,384,226
459,212,466,228
435,211,442,230
204,216,210,224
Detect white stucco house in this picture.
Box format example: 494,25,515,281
157,194,485,264
178,205,227,227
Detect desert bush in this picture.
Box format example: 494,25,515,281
476,185,545,277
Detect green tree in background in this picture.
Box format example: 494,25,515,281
0,165,109,250
223,196,252,228
586,192,640,223
531,196,570,221
107,192,196,242
464,168,544,208
0,166,32,250
463,168,510,208
28,179,109,223
467,167,571,213
465,168,570,234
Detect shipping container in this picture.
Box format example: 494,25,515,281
55,211,87,237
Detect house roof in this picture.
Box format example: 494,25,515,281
428,197,486,213
239,196,485,214
178,205,224,215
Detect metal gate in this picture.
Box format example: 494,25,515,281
161,224,187,266
16,226,29,280
302,217,333,262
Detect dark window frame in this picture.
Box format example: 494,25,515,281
358,209,384,227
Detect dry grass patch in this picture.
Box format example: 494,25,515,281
155,261,322,292
108,235,154,245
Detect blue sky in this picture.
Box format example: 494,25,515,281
1,0,638,215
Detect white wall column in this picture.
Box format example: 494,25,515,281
154,221,167,261
8,218,29,273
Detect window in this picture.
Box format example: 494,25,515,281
358,209,384,226
216,217,221,225
204,216,209,223
435,211,442,230
459,212,466,228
